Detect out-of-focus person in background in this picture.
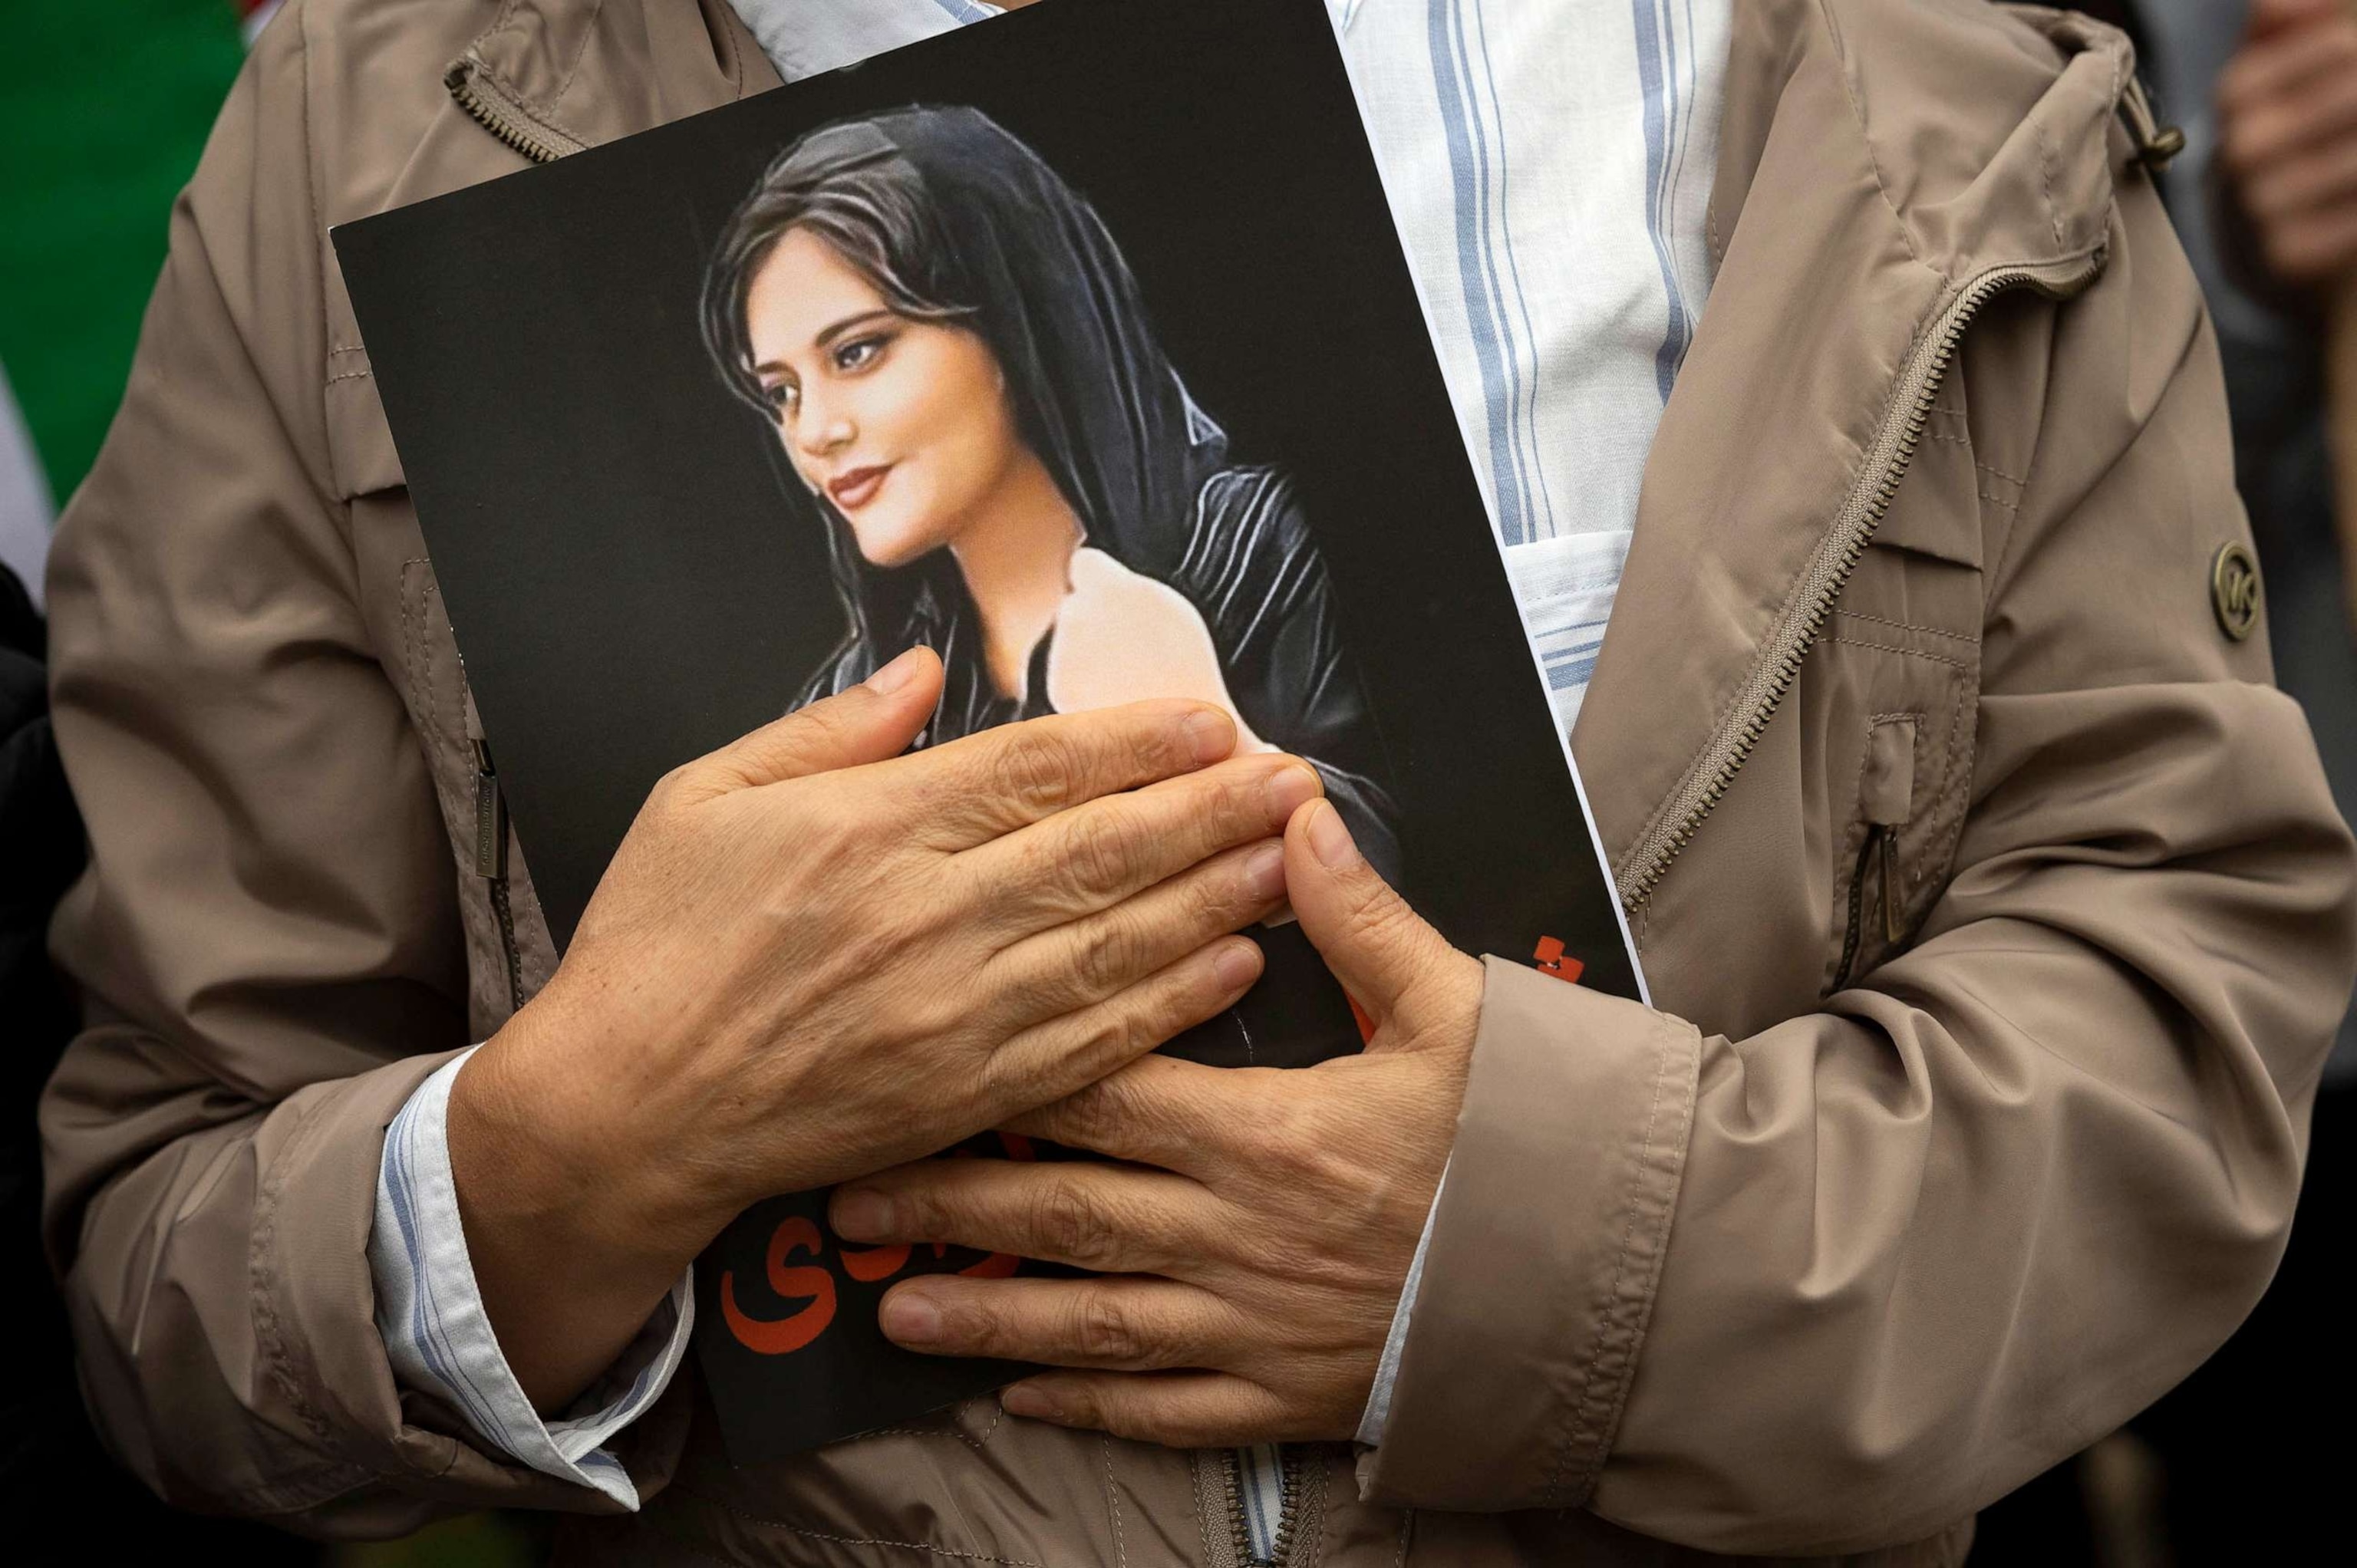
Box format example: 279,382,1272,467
1971,1,2357,1560
2140,0,2357,1554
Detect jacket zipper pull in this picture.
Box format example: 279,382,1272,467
1860,716,1918,949
2118,74,2185,172
1880,825,1904,944
463,686,507,881
1836,718,1922,990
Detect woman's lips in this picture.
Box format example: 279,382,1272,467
828,464,891,510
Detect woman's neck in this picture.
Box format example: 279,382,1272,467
950,452,1083,700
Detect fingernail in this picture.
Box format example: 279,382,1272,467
865,647,926,696
1243,842,1288,901
1264,763,1322,825
880,1290,942,1346
1307,801,1359,869
1001,1383,1064,1421
1214,940,1262,991
831,1188,897,1240
1185,708,1236,766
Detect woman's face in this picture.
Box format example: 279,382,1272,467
744,226,1022,568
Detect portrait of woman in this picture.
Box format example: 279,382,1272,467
700,104,1403,885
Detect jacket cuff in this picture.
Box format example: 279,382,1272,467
1357,957,1699,1510
255,1048,689,1521
372,1049,695,1510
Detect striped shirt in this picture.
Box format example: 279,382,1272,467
371,0,1726,1545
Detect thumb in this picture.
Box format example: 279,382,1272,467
694,646,942,796
1284,798,1458,1034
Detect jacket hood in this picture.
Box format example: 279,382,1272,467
1713,2,2143,285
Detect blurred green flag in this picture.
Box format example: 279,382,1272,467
0,0,256,598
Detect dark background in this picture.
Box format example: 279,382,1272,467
334,0,1637,1003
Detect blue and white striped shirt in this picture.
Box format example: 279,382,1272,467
371,0,1726,1537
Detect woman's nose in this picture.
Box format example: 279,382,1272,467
793,395,855,457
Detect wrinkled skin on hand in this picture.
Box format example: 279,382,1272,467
832,799,1486,1448
451,647,1327,1409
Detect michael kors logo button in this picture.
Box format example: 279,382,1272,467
2210,542,2262,642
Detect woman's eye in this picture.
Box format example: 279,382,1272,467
833,334,888,372
763,380,799,416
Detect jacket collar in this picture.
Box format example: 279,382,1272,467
456,0,782,149
454,0,1007,132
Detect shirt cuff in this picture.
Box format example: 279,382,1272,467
371,1046,694,1509
1354,1162,1447,1447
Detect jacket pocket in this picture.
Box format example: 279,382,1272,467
1816,613,1979,993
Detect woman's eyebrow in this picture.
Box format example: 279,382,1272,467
814,308,896,349
753,308,898,375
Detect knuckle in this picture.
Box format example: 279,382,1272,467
794,699,854,750
1066,1006,1157,1080
1060,809,1138,898
890,1184,948,1243
980,968,1057,1043
1072,915,1146,997
970,1038,1030,1118
1129,713,1186,781
1189,859,1251,928
1132,970,1222,1054
939,1296,1010,1359
1220,760,1282,831
648,764,692,808
1057,1073,1133,1145
993,729,1083,815
1072,1291,1147,1364
1035,1178,1117,1267
1122,1400,1209,1448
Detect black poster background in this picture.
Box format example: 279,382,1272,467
337,0,1642,1461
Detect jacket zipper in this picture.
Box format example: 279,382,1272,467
444,55,581,165
464,690,526,1016
1617,255,2106,911
1222,1445,1302,1566
436,54,550,1016
1834,823,1900,991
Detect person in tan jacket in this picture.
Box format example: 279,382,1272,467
35,1,2357,1565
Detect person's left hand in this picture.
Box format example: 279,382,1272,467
827,797,1484,1445
2219,0,2357,287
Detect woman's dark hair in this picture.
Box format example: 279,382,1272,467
700,106,1227,733
700,120,976,411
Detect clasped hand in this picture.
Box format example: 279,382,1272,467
452,645,1330,1409
829,797,1485,1448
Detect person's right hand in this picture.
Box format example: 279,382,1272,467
2219,0,2357,288
446,645,1321,1409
